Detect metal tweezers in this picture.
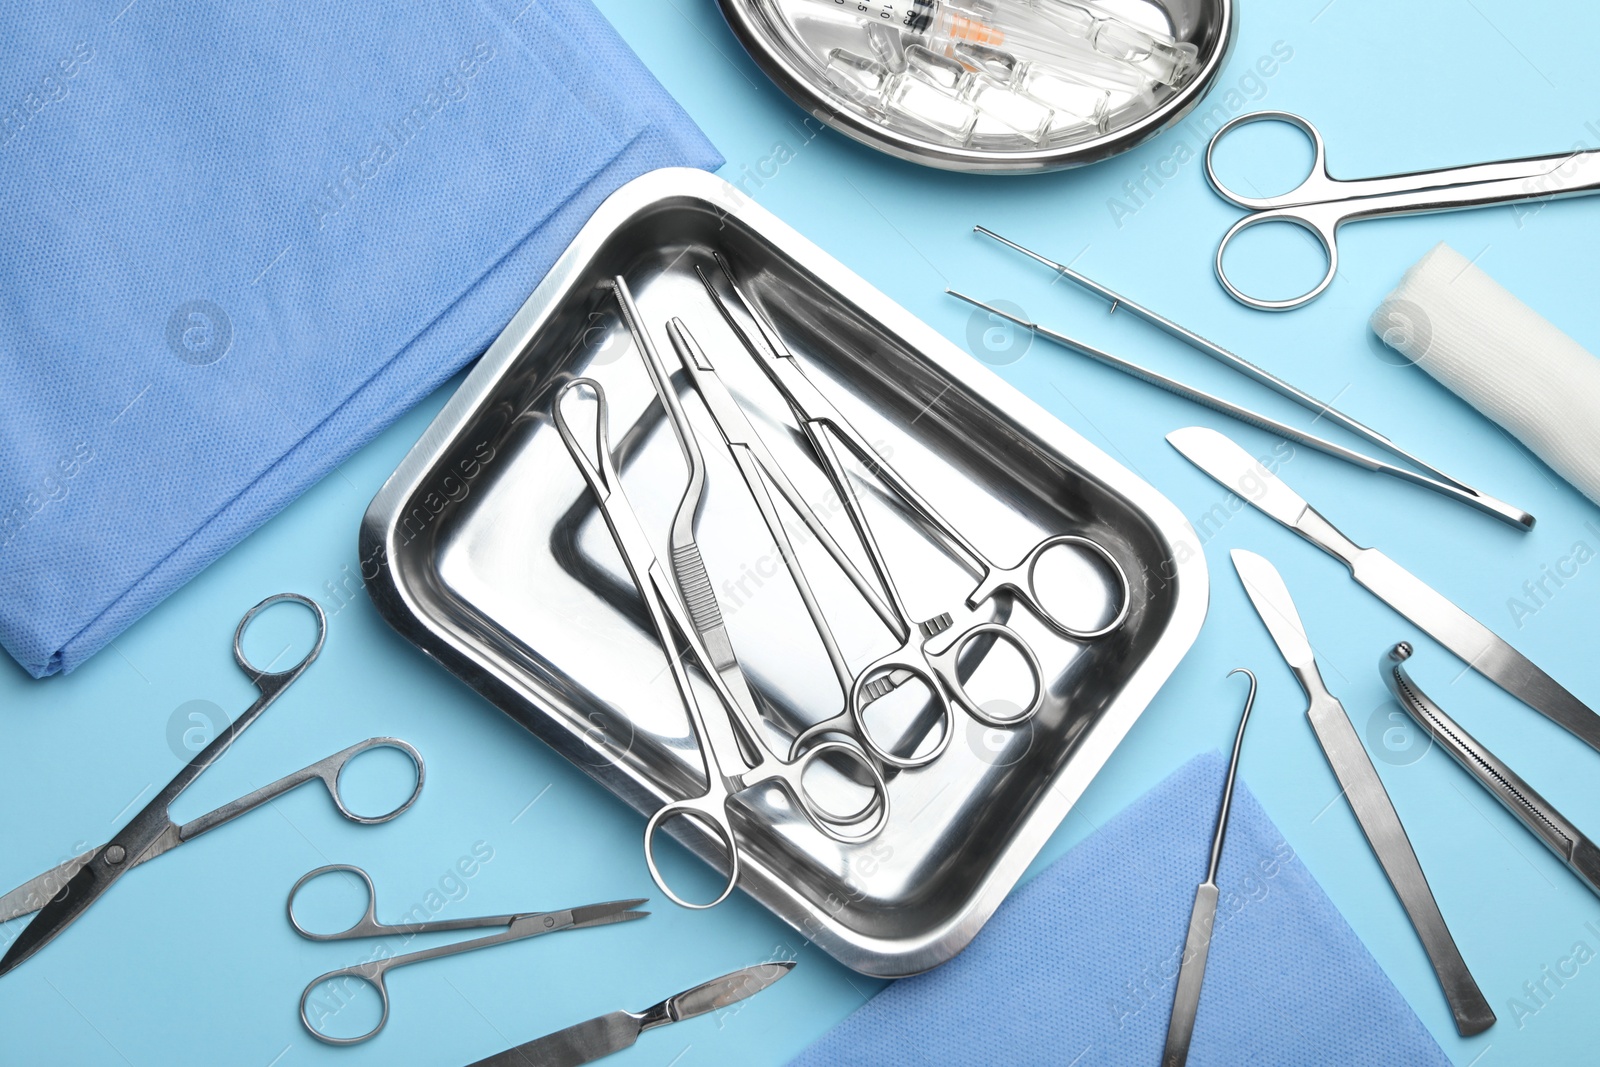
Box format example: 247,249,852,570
948,227,1534,530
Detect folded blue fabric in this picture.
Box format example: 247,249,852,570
789,753,1451,1067
0,0,721,676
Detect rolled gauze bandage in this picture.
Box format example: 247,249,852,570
1371,243,1600,507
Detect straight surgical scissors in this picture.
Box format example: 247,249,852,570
291,864,646,1044
0,736,424,927
554,377,888,910
700,257,1131,753
0,593,338,976
1207,110,1600,309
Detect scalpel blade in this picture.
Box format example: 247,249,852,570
474,1012,639,1067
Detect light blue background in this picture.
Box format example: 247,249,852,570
5,0,1600,1063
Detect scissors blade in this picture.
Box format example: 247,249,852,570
0,806,178,977
509,898,650,939
0,822,186,926
0,863,110,977
0,850,98,925
566,898,650,930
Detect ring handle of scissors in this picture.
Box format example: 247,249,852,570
643,794,741,911
319,738,426,825
1213,206,1341,312
1204,111,1345,311
299,958,392,1046
843,657,953,769
1204,111,1335,211
968,534,1132,640
288,863,391,941
922,622,1045,728
780,738,891,844
789,706,942,772
232,592,327,694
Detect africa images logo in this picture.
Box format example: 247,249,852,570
165,299,233,366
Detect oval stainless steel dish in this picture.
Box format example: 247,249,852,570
718,0,1234,172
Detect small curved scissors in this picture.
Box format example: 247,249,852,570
1207,110,1600,310
0,593,361,976
554,377,889,910
291,864,647,1044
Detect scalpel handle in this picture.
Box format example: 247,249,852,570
1302,683,1495,1036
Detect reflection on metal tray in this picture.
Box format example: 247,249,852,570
361,168,1207,975
718,0,1234,172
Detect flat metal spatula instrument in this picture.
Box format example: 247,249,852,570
1231,549,1494,1037
1171,426,1600,757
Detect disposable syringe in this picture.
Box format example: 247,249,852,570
797,0,1197,87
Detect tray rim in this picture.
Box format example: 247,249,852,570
360,166,1209,975
714,0,1237,173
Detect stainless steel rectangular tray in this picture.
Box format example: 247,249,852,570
361,168,1207,976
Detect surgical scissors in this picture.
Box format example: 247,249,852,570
701,257,1131,743
1207,110,1600,310
0,736,425,927
554,378,888,910
290,864,647,1044
0,593,332,977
